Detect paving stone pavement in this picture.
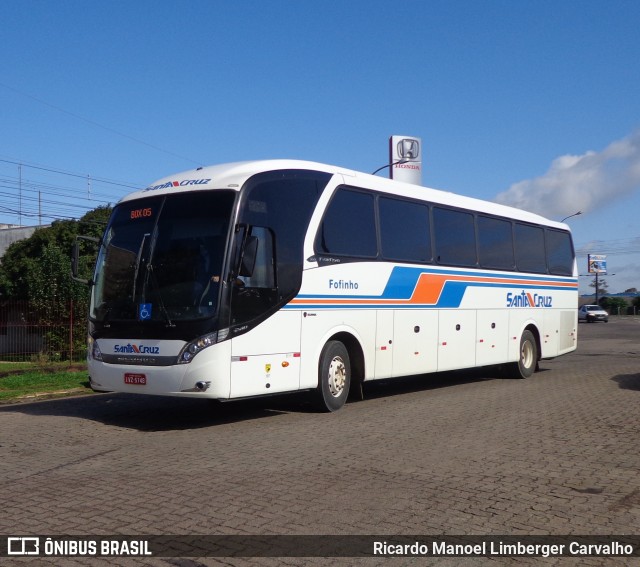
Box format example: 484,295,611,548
1,318,639,566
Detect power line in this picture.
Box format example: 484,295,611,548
0,178,120,204
0,159,123,226
0,157,141,190
0,82,204,167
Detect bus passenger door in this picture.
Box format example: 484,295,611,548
393,310,438,377
438,310,476,371
228,225,302,398
229,311,302,398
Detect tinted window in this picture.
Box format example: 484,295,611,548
91,192,235,322
232,171,328,326
379,197,431,262
546,229,574,276
433,207,477,266
477,216,515,270
515,223,547,273
315,188,377,258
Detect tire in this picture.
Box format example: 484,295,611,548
315,341,351,412
510,329,538,379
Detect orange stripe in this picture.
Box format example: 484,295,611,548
291,273,576,306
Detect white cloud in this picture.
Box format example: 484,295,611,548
495,130,640,218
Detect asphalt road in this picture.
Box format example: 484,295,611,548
1,318,639,566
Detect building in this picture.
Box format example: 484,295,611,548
0,225,50,258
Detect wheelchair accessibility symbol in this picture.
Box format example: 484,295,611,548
139,303,152,320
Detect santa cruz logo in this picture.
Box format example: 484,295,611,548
114,344,160,354
506,291,553,308
144,178,212,192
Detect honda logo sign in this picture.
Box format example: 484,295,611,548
389,135,422,185
398,138,420,160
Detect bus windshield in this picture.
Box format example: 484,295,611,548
90,191,236,323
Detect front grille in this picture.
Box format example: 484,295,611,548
100,354,176,366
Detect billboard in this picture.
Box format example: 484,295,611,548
389,135,422,185
588,254,607,274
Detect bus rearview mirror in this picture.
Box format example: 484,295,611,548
239,236,258,277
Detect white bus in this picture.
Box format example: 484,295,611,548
74,159,578,411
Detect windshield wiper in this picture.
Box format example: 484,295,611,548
131,233,150,302
129,232,174,326
141,206,175,328
145,263,175,327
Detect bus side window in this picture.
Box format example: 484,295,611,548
379,196,431,263
433,207,477,267
477,216,515,270
546,229,574,276
315,188,377,258
515,223,546,273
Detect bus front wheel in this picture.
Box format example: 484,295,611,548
315,341,351,412
511,329,537,379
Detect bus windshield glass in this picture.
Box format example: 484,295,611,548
90,190,236,323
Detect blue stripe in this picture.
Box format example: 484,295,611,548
295,266,577,302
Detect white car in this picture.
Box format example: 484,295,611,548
578,304,609,323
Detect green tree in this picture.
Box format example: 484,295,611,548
0,206,110,300
599,296,627,314
589,276,609,299
0,206,111,360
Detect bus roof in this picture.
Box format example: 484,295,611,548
121,159,568,230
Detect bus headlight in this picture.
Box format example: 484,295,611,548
177,332,218,364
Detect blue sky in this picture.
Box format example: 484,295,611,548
1,0,639,293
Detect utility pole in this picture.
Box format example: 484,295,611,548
18,163,22,226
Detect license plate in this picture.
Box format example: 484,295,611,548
124,373,147,385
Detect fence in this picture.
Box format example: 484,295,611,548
0,300,88,362
3,299,638,362
615,306,640,316
597,305,640,316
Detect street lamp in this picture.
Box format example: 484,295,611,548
561,211,582,222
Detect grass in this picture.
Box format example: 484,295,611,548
0,361,39,372
0,364,92,402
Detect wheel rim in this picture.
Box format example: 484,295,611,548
521,340,534,369
327,356,346,397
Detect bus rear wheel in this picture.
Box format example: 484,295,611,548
315,341,351,412
511,329,537,379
